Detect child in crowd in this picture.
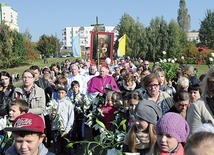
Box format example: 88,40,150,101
123,100,162,155
51,76,70,100
188,83,201,104
0,99,29,154
185,131,214,155
127,91,143,126
149,112,189,155
69,80,88,152
101,90,117,131
50,86,74,155
4,113,55,155
8,99,29,122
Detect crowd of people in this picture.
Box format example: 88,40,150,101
0,56,213,155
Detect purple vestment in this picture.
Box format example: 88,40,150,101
88,75,119,94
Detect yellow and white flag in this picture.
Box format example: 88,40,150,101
117,34,127,56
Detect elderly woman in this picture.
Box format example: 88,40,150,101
187,66,214,134
143,73,174,114
12,69,46,120
167,90,190,119
0,71,16,117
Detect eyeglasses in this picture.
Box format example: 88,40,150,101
147,84,159,89
178,103,189,108
144,64,149,65
22,76,34,79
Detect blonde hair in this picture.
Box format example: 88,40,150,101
201,65,214,98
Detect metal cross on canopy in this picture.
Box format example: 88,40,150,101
91,16,104,68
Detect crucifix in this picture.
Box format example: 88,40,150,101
91,16,104,68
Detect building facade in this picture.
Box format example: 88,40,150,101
61,26,118,51
0,2,19,32
187,31,200,43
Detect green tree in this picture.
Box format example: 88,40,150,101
199,9,214,49
22,28,32,41
0,24,14,68
177,0,191,32
11,31,26,67
168,20,183,58
147,17,162,63
37,34,60,56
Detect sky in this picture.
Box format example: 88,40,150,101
2,0,214,42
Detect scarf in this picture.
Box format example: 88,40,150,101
122,81,136,91
135,131,150,150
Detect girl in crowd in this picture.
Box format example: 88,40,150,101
153,67,176,97
123,100,162,155
150,112,189,155
167,90,190,119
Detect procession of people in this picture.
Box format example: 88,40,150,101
0,56,214,155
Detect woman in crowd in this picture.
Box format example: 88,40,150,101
187,66,214,134
167,90,190,119
177,76,189,91
143,73,174,114
0,71,15,117
123,100,162,155
153,67,176,97
12,69,46,120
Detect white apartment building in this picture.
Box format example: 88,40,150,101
0,2,19,32
61,26,119,51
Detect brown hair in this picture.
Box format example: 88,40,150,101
185,131,214,155
54,76,67,86
10,99,29,113
22,69,35,78
126,124,156,152
142,73,161,88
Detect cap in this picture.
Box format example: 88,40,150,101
56,85,68,92
5,113,44,133
134,100,162,124
156,112,189,142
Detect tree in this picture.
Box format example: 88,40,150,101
199,9,214,49
22,28,32,41
37,34,60,56
177,0,191,32
0,24,14,68
11,31,26,67
168,19,183,59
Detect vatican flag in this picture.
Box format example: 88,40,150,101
117,34,127,56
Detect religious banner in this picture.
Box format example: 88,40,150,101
90,32,114,63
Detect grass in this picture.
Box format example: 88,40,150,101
0,58,209,82
0,57,75,76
